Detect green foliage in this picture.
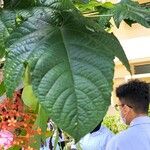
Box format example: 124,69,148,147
76,0,150,29
103,115,127,134
0,0,149,148
3,7,129,141
0,10,16,58
0,81,5,96
96,3,114,29
31,105,49,149
37,0,74,10
75,0,102,12
4,0,36,9
112,0,150,28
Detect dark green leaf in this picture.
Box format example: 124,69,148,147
0,10,16,58
4,9,130,141
2,0,149,147
4,0,36,9
31,21,114,141
87,2,114,30
113,0,150,28
94,31,131,73
96,6,110,28
0,47,5,58
37,0,74,10
4,7,60,97
0,80,5,96
124,19,136,27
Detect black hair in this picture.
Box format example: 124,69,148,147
116,79,150,114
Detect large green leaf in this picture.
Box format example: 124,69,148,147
4,7,130,141
2,0,150,147
0,10,16,58
94,31,131,73
0,8,38,59
4,7,60,97
31,26,115,141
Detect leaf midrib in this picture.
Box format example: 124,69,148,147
59,27,79,133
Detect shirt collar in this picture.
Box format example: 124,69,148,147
90,125,105,136
130,116,150,127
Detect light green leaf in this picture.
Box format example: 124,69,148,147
23,64,30,86
22,85,38,110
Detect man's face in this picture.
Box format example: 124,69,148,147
115,99,132,125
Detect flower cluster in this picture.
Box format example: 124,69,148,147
0,91,40,149
0,130,13,149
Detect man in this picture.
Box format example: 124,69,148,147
71,121,114,150
106,79,150,150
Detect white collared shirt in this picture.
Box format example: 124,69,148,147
76,125,114,150
106,116,150,150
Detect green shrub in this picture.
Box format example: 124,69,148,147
103,115,128,134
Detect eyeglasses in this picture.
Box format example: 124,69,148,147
114,104,124,111
114,104,133,111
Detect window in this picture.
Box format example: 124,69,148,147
134,64,150,74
